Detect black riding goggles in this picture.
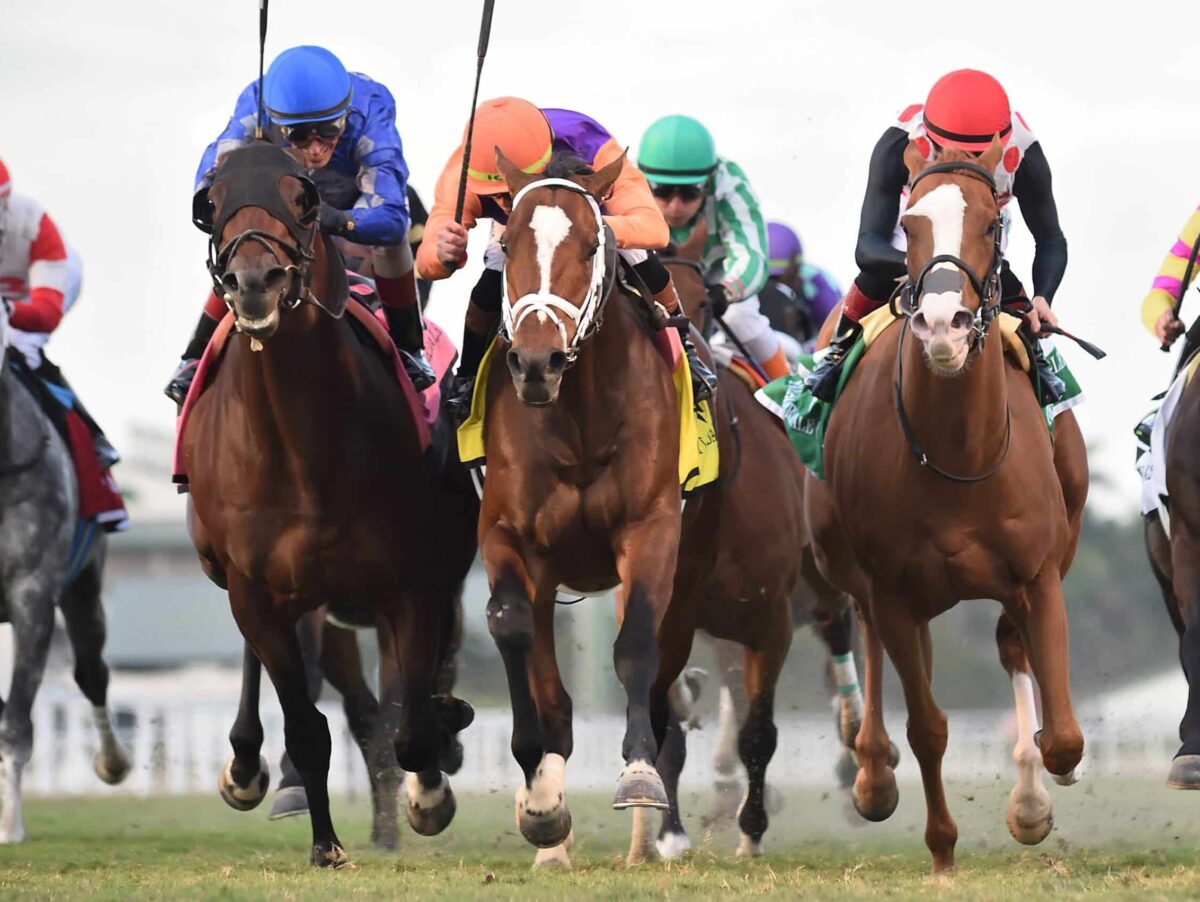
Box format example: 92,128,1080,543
650,183,705,202
279,116,347,146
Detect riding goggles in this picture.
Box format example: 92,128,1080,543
650,183,705,202
280,116,347,146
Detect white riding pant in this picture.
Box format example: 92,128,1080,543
710,294,781,365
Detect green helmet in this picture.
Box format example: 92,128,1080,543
637,115,718,185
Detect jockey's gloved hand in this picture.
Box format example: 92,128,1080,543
706,282,729,319
318,202,352,237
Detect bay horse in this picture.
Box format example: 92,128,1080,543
182,143,471,867
1143,352,1200,788
806,141,1088,873
477,149,795,867
624,240,878,859
0,302,130,842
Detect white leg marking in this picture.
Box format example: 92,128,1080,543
626,807,659,865
713,686,740,777
533,830,574,868
1006,671,1054,844
656,829,692,860
404,770,448,811
0,749,26,843
517,752,567,818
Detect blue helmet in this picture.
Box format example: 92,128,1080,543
263,46,352,125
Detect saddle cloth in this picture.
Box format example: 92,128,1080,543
1137,350,1200,534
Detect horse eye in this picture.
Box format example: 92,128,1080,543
586,242,599,259
986,221,997,235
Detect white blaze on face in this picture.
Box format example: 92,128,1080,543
905,183,969,329
530,204,573,302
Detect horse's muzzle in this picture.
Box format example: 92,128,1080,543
506,347,567,407
223,266,291,340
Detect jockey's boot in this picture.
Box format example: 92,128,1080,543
1031,339,1066,404
447,270,505,425
164,312,220,406
679,324,717,403
805,313,863,402
36,360,120,470
376,272,435,392
382,304,435,392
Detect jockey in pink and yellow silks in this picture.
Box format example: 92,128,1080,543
1141,204,1200,354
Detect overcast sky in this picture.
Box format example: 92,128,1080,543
2,0,1196,519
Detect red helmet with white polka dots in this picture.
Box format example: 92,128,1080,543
923,69,1011,152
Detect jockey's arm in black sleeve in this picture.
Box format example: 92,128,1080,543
853,127,911,300
1011,141,1068,303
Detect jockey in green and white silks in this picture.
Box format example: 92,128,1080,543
637,115,790,380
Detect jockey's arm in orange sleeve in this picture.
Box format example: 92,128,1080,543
591,138,669,250
416,147,484,281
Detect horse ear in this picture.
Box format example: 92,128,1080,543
578,150,626,201
977,135,1005,173
903,139,929,182
678,215,708,262
495,146,538,197
192,186,215,234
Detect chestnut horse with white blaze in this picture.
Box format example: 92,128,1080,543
806,140,1088,873
182,143,472,867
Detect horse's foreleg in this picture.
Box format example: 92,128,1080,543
852,603,899,823
1006,574,1085,785
611,517,680,810
1167,527,1200,787
271,608,325,820
229,579,346,868
217,643,270,812
734,616,790,858
368,629,403,851
0,577,55,844
874,601,956,874
58,559,131,786
527,599,575,868
995,613,1053,844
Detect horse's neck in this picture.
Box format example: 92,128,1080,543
562,294,655,415
899,326,1010,469
0,367,45,468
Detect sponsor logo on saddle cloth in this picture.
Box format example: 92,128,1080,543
755,305,1083,480
456,334,719,500
1137,350,1200,535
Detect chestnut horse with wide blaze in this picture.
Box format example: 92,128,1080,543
806,141,1088,873
477,149,797,867
182,143,472,867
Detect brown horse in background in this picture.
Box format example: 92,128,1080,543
628,237,878,860
182,143,473,866
806,142,1088,873
1144,354,1200,787
477,149,797,868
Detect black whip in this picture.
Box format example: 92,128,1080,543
1162,225,1200,352
454,0,496,224
255,0,269,140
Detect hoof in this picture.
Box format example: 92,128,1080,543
93,748,132,785
0,824,26,844
406,773,457,836
218,756,270,812
534,837,573,869
852,767,899,822
656,830,691,860
701,778,744,826
834,750,857,789
1006,785,1054,845
310,842,354,869
518,797,572,848
1168,754,1200,789
613,761,668,810
268,784,309,820
888,741,901,769
1050,757,1083,787
736,832,764,857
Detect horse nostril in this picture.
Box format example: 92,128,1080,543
951,310,974,331
547,351,567,373
506,350,522,377
221,273,240,295
911,312,928,334
264,268,289,290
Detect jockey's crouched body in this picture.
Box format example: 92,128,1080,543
636,114,791,382
0,158,118,469
165,45,433,406
416,97,718,422
804,68,1069,403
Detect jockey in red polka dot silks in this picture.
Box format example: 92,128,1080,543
805,69,1068,403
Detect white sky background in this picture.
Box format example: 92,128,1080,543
2,0,1196,518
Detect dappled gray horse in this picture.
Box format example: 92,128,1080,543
0,300,129,842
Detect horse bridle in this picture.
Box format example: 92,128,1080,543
500,177,617,365
891,160,1011,484
206,224,316,315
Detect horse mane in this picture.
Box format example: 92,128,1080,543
544,151,595,180
933,146,977,165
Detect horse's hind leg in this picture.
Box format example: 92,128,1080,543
1167,531,1200,787
852,605,899,823
320,620,398,851
0,577,56,843
218,643,270,811
996,613,1053,844
229,578,347,867
734,618,791,858
873,601,956,874
703,639,747,826
58,557,131,785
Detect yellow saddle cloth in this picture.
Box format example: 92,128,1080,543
859,305,1031,371
457,338,719,497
